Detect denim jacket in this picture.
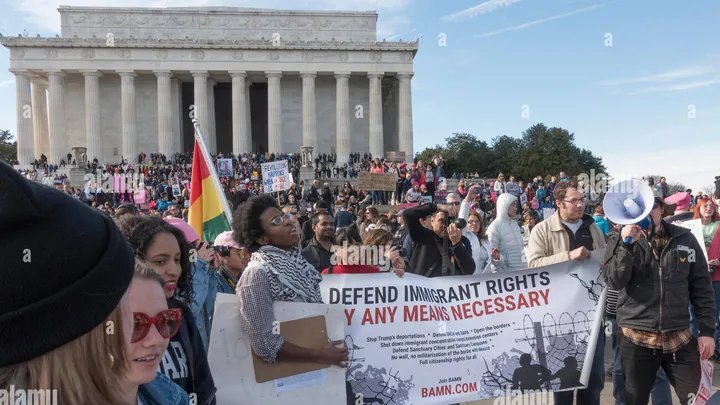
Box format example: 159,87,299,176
189,258,217,351
138,372,190,405
214,265,237,295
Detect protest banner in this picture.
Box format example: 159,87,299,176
434,191,449,205
217,158,233,177
358,172,397,191
261,160,291,194
398,203,419,211
208,294,346,405
693,360,715,405
320,253,606,405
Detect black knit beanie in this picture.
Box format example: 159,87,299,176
0,161,134,367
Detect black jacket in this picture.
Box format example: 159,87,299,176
403,203,475,277
302,237,333,272
166,300,217,405
601,222,716,337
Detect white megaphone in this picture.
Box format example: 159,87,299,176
603,179,655,243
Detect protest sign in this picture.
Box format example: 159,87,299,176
208,294,346,405
385,151,407,163
434,191,449,205
261,160,291,194
217,158,233,177
320,254,606,404
358,172,397,191
542,208,556,220
679,219,710,264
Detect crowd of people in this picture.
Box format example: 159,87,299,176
4,147,720,405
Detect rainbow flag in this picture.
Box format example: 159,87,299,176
188,140,230,242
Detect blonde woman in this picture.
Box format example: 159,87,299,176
0,162,135,404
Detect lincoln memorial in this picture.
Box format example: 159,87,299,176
2,6,418,166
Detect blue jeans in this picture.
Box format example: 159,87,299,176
689,280,720,356
371,191,385,205
553,327,605,405
608,317,672,405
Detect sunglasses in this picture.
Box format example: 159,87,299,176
132,309,182,343
270,213,293,226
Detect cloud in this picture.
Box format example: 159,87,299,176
0,79,14,88
474,1,614,38
599,66,716,86
629,78,720,95
441,0,523,23
10,0,413,33
376,14,413,40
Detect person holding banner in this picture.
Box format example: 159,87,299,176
602,195,716,405
527,180,607,405
232,194,349,365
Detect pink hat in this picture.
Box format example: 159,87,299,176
664,192,691,212
214,231,242,250
163,217,199,243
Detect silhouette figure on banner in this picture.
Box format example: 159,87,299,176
511,353,551,392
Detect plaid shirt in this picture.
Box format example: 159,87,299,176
621,222,692,353
622,327,693,353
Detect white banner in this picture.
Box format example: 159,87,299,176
320,254,606,405
261,160,291,194
679,219,710,264
693,360,714,405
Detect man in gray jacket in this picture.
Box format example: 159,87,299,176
601,196,716,405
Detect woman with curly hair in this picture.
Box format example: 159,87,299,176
232,194,348,365
117,215,217,405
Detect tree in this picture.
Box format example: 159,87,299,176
0,129,17,164
414,123,606,182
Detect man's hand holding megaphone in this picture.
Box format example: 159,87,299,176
620,224,642,244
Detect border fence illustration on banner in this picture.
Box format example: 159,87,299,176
319,255,606,404
261,160,291,194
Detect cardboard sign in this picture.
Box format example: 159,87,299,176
207,294,346,405
358,172,396,191
261,160,291,194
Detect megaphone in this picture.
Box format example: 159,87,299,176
603,179,655,244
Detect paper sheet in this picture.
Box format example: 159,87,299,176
274,369,327,393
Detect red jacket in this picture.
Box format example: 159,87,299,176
321,265,380,274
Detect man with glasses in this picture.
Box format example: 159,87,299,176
526,180,607,405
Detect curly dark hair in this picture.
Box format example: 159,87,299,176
116,215,194,305
232,194,279,252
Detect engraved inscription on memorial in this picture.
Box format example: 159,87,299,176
81,49,95,59
10,49,25,58
45,49,58,58
192,50,205,60
232,50,244,60
155,50,168,59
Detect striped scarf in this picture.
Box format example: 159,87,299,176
251,245,323,304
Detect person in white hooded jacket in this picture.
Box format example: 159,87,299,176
486,193,526,272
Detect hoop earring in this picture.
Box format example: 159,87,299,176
109,353,115,367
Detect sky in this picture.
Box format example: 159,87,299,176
1,0,719,193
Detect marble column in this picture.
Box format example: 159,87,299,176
11,70,34,165
230,71,251,156
46,70,67,165
335,72,351,165
191,71,209,145
368,72,384,159
266,71,283,154
155,71,173,158
118,71,138,164
300,72,317,153
398,73,414,163
81,70,103,162
31,78,49,160
245,80,252,152
207,78,217,154
171,78,182,154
